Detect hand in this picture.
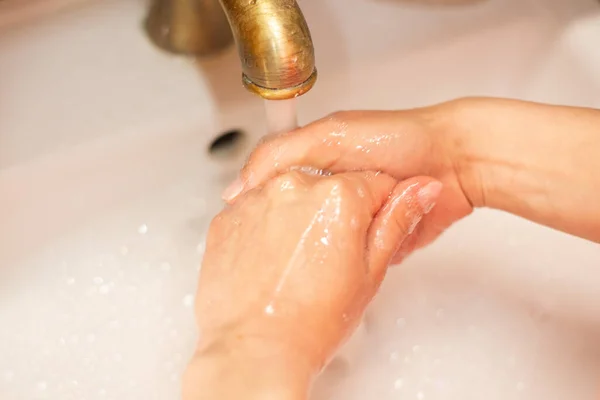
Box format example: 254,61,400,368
223,97,600,245
223,106,473,263
183,171,442,400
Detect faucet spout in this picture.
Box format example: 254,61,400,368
219,0,317,99
144,0,317,100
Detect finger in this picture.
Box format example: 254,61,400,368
389,227,420,265
324,171,398,219
366,177,443,287
222,111,435,203
390,208,450,265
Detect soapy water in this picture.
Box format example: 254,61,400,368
2,123,600,399
3,178,600,400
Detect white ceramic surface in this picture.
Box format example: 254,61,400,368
1,0,600,399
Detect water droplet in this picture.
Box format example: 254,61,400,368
182,294,194,307
394,378,403,390
36,380,47,391
66,277,76,285
93,277,104,285
389,351,399,362
417,391,424,399
138,224,148,235
265,304,275,315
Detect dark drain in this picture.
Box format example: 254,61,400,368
208,129,246,158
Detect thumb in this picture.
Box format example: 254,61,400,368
366,177,442,286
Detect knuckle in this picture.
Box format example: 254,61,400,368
267,170,308,191
314,175,357,201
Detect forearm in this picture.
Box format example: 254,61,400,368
445,97,600,242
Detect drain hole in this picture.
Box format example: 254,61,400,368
208,129,246,158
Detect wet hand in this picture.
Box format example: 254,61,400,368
183,171,442,400
222,105,473,263
224,98,600,245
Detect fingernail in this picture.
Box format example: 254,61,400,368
417,181,443,214
222,178,244,202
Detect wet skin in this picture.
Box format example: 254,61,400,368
183,171,442,400
185,97,600,399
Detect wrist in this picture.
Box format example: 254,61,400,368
439,97,600,242
439,97,550,209
183,334,314,400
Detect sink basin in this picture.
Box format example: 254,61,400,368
1,0,600,399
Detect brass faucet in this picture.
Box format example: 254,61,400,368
145,0,317,100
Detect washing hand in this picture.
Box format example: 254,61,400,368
223,97,600,246
183,171,442,400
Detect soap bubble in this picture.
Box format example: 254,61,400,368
138,224,148,235
182,294,194,307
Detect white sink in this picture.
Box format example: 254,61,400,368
1,0,600,399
